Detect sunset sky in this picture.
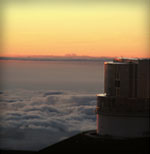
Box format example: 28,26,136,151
1,0,149,58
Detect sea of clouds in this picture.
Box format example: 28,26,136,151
0,89,97,151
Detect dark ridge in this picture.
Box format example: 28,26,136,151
0,130,149,154
39,130,149,154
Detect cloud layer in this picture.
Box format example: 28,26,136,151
0,89,97,151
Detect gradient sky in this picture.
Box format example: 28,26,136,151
1,0,149,58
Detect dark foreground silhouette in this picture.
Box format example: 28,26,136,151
0,130,149,154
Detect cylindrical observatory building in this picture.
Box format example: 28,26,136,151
96,58,150,138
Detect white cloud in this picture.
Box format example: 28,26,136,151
0,89,97,151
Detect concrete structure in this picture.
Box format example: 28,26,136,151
96,58,150,138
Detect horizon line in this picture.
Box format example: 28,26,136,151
0,56,114,62
0,56,149,62
0,54,148,59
